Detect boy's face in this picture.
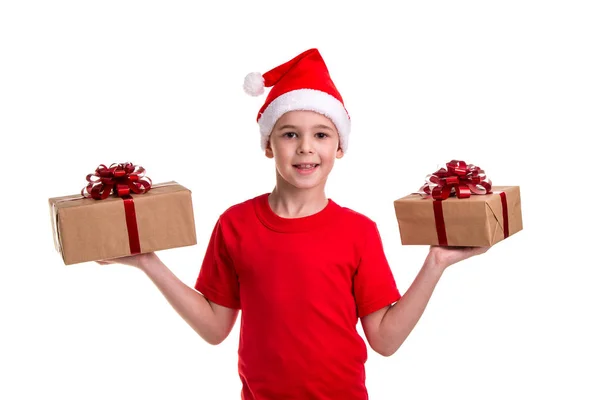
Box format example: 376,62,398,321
265,110,343,191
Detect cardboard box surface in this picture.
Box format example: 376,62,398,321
49,181,197,264
394,186,522,246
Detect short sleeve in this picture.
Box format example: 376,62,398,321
354,221,401,317
194,217,241,309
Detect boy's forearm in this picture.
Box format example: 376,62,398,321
139,255,224,345
378,254,446,355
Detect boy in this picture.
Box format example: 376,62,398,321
99,48,488,399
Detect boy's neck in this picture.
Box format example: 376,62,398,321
268,185,328,219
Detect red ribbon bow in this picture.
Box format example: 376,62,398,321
419,160,492,200
80,162,152,255
82,162,152,200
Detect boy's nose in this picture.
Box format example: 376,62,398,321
297,137,314,154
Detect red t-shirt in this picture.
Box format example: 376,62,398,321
195,193,401,400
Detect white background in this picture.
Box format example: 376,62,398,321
1,1,599,399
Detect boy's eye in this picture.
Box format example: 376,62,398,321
284,132,297,138
316,132,327,138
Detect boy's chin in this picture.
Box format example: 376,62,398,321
281,176,325,191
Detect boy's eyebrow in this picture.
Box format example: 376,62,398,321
313,124,335,131
277,124,334,131
277,124,297,131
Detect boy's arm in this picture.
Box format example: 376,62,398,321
361,246,488,357
139,253,239,345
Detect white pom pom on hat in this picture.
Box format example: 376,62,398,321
243,48,351,153
243,72,265,97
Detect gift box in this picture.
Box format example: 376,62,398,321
49,163,197,265
393,160,523,247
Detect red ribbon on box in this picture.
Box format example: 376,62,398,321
418,160,508,246
81,162,153,255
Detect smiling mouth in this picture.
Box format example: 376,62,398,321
293,163,319,170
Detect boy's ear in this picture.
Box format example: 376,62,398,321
336,146,344,159
265,140,274,159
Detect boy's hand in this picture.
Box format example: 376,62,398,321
427,245,490,271
96,252,158,270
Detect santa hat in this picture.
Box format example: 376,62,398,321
243,48,351,153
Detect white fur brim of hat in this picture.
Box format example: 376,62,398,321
257,89,351,153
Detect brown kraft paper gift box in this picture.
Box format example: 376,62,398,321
393,161,523,247
49,163,197,265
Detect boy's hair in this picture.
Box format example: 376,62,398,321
243,48,351,153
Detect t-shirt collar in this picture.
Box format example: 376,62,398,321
253,193,338,233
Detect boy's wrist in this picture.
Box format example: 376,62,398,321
139,252,161,272
424,249,449,275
